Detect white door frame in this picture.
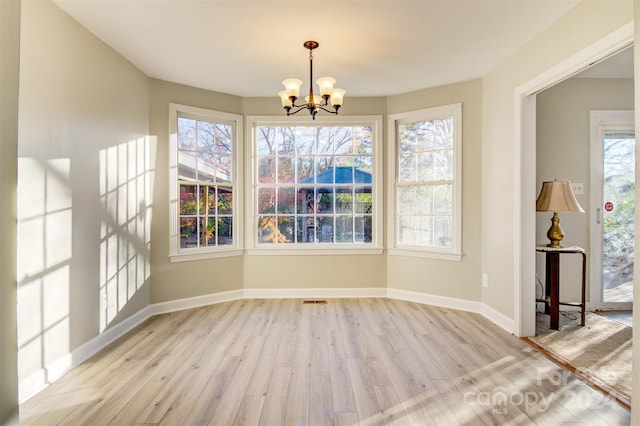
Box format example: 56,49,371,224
514,23,634,337
589,110,635,310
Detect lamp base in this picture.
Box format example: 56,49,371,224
546,211,564,248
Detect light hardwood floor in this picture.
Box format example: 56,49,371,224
20,298,630,425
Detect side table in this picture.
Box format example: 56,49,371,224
536,245,586,330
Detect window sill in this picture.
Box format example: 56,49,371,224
169,249,244,263
247,247,384,256
388,248,463,262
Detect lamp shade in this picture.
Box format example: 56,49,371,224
535,180,585,213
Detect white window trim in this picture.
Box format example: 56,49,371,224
245,115,383,255
387,103,463,261
168,103,244,262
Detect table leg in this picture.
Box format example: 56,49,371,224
546,252,560,330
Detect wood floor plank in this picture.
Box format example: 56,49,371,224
233,395,265,426
20,298,631,426
327,329,357,413
346,356,385,425
309,374,334,426
258,366,291,426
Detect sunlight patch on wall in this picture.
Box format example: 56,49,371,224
17,158,72,400
99,136,153,332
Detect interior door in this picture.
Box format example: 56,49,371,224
590,110,634,310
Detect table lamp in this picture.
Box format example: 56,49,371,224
535,180,585,248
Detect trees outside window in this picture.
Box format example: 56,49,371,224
250,117,382,251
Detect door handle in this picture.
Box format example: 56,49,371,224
596,207,601,224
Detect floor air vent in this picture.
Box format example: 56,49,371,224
302,300,328,304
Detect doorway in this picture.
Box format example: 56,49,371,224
590,110,635,310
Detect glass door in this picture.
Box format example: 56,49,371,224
590,110,634,310
601,131,635,304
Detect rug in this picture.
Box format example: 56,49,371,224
527,312,632,404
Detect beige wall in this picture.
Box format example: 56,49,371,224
481,0,633,319
149,78,389,302
1,0,20,423
148,79,245,303
17,0,150,398
386,79,483,300
536,77,634,301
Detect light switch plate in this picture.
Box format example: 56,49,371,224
571,182,584,195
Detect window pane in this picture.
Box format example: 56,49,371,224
197,120,214,153
317,216,334,243
435,150,453,180
218,217,232,245
178,118,196,150
297,157,314,182
258,187,275,214
354,216,371,243
258,157,275,183
277,187,295,214
355,188,371,214
258,216,277,244
180,185,197,214
354,127,373,155
399,124,416,153
399,216,415,245
416,185,432,214
215,124,232,154
336,216,353,243
354,157,372,174
278,157,295,183
399,155,415,182
416,121,435,151
180,218,198,248
277,127,295,155
398,187,415,214
278,216,295,243
257,127,274,155
317,127,333,154
416,152,434,181
317,191,333,213
434,216,452,247
435,118,454,149
296,128,314,155
197,151,215,183
417,216,432,246
215,155,232,183
218,188,232,214
336,188,353,213
178,151,197,181
334,127,353,155
434,184,452,214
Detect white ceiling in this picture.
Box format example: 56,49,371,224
53,0,583,98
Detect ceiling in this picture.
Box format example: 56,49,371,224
53,0,584,98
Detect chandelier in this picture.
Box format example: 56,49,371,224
278,41,346,120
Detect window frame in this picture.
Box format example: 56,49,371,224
246,115,383,255
387,103,462,261
169,103,243,262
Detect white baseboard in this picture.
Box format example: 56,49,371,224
150,289,244,315
480,303,515,334
386,288,482,313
